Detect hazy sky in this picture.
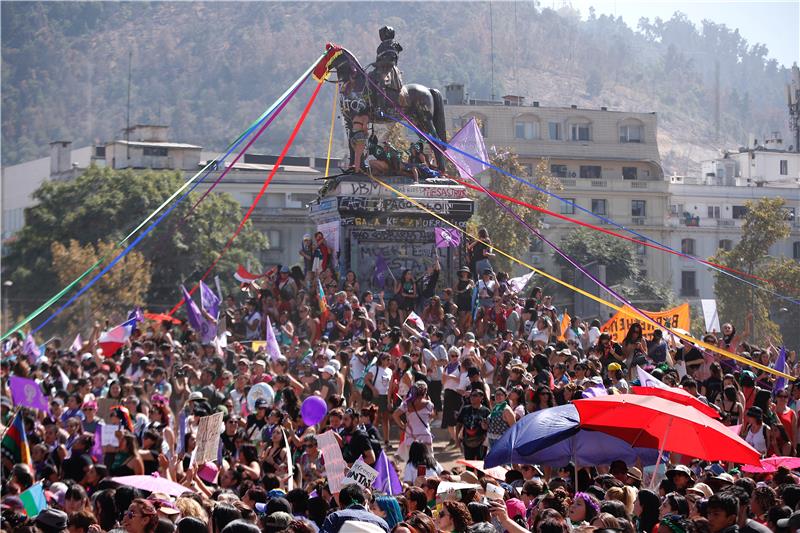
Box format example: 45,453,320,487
566,0,799,68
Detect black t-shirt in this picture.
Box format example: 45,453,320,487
457,405,490,447
340,427,373,464
245,414,267,440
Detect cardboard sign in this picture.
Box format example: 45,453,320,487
193,412,224,465
601,303,690,343
101,425,119,447
342,457,378,489
317,430,346,494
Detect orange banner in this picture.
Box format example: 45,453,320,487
601,303,690,343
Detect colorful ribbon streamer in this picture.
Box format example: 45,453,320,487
29,60,324,334
430,134,798,305
168,77,326,316
3,55,325,340
369,175,791,380
343,58,791,377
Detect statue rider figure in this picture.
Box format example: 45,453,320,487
370,26,403,116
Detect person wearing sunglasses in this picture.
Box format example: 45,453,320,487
122,499,159,533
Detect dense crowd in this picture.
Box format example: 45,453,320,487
1,228,799,533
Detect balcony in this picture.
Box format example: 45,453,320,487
631,217,646,225
590,180,607,187
716,219,735,227
630,181,649,189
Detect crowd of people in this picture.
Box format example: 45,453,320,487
1,226,799,533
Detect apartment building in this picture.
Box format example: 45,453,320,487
443,84,670,289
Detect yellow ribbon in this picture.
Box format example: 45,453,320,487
369,175,792,380
324,82,339,178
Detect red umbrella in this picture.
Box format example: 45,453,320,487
144,312,181,325
632,385,721,419
741,456,800,474
573,395,761,465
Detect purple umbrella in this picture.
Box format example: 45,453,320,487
484,404,660,468
111,475,195,497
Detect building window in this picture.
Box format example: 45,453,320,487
551,164,568,178
635,243,647,256
718,239,733,251
580,165,602,179
780,160,788,175
267,230,282,249
622,167,638,180
570,123,591,141
794,241,800,260
591,199,607,216
619,125,643,143
732,205,748,219
681,238,695,255
681,271,697,296
521,163,533,176
514,120,539,140
143,146,168,157
631,200,647,217
95,146,106,157
548,122,561,140
561,199,576,215
707,206,720,219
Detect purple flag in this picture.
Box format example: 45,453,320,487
446,117,489,179
200,281,220,319
373,450,402,496
22,333,41,362
773,347,788,395
374,254,391,287
176,410,187,455
91,425,104,462
264,316,282,362
435,227,461,248
582,384,608,398
181,286,215,344
9,376,49,412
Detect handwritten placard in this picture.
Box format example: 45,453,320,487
342,457,378,489
317,430,346,494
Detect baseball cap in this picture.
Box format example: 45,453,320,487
35,509,68,530
777,511,800,530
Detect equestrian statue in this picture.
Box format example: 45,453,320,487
313,27,448,175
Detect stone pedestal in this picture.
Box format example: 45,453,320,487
309,175,474,291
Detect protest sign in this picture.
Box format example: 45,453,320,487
193,412,224,465
342,457,378,489
317,430,346,493
101,425,119,447
601,303,690,343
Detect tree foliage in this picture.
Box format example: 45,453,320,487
472,152,560,274
1,3,792,175
554,227,675,309
51,239,151,332
3,166,267,330
712,198,791,346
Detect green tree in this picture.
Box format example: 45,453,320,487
554,227,675,309
3,165,267,330
51,239,151,332
471,153,560,274
712,198,791,346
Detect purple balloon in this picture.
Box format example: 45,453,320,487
301,396,328,426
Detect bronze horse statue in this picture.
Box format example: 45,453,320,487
320,44,448,172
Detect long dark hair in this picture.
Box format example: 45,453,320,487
92,489,118,531
636,489,661,533
622,323,643,345
408,441,437,469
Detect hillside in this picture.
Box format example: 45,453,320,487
1,2,794,175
